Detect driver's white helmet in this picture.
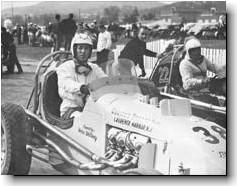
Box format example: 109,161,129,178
185,38,201,51
71,33,93,57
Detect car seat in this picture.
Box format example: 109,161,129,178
42,70,73,129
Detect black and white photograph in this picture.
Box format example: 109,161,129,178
1,0,227,176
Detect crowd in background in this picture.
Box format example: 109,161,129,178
1,13,226,75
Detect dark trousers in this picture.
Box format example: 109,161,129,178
14,55,23,73
52,34,62,52
138,61,145,74
63,34,74,51
96,49,110,66
4,45,23,73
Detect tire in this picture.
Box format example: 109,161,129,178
123,168,163,175
1,103,32,175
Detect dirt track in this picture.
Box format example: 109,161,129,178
1,62,63,175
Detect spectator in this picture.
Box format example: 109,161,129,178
1,27,23,73
119,26,159,77
77,22,85,33
125,23,131,38
96,24,112,72
28,23,37,46
22,25,28,44
131,23,139,38
61,13,77,51
50,14,62,51
16,24,22,45
56,33,107,118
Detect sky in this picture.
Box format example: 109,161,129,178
1,0,175,11
1,1,41,10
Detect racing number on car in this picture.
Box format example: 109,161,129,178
158,66,169,84
211,126,226,140
192,127,219,144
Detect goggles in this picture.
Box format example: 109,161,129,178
75,63,92,76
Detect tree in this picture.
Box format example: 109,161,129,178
142,12,155,20
13,15,24,25
123,7,139,23
99,17,108,25
104,6,120,23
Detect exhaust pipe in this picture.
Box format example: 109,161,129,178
107,154,132,166
105,149,117,159
35,132,107,170
112,156,138,170
108,151,123,161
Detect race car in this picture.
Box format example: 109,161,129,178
148,44,226,127
1,51,226,175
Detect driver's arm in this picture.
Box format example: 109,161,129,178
56,63,84,94
205,57,226,78
91,63,108,78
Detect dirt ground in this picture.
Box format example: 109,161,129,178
1,46,63,175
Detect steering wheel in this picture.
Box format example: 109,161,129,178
209,76,226,96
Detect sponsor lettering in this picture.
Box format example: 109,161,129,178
78,124,97,142
113,117,152,132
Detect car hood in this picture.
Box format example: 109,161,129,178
96,93,226,174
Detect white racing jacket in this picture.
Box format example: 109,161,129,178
56,60,107,116
179,55,226,91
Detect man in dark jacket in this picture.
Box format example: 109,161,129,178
61,13,77,51
49,14,62,51
119,26,159,77
1,27,23,73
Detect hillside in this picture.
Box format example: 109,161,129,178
2,1,165,17
159,1,226,13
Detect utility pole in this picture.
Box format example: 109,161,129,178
11,2,14,24
78,8,81,22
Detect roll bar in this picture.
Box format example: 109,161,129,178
32,51,72,113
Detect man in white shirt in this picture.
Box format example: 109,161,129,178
57,33,107,119
96,24,112,71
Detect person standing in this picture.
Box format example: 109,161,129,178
16,24,22,45
96,24,112,71
61,13,77,51
119,26,159,77
1,27,23,73
50,14,62,51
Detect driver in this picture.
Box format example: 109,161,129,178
179,37,226,93
57,33,107,119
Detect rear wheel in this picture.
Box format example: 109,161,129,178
1,103,32,175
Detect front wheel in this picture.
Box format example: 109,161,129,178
1,103,32,175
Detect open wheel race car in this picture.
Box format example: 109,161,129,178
1,51,226,175
147,44,226,128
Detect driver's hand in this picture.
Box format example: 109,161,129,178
80,84,90,96
202,77,211,88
